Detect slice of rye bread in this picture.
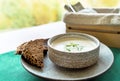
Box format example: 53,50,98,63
16,39,48,68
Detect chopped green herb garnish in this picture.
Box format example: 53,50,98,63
65,42,84,52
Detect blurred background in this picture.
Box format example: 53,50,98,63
0,0,120,31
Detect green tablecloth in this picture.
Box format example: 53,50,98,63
0,48,120,81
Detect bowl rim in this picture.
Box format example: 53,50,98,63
48,32,100,54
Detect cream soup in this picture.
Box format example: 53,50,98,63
51,37,96,52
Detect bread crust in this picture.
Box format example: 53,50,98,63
16,39,48,68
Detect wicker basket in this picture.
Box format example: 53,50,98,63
64,8,120,48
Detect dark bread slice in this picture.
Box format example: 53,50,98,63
16,39,48,68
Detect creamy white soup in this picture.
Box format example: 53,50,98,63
51,37,96,52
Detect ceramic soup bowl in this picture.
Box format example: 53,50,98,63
48,33,100,69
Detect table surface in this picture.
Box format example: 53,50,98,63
0,21,66,54
0,21,120,81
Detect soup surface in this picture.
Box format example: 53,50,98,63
51,37,97,52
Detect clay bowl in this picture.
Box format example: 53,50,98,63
48,33,100,69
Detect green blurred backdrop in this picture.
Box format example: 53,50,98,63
1,0,119,31
0,0,64,31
